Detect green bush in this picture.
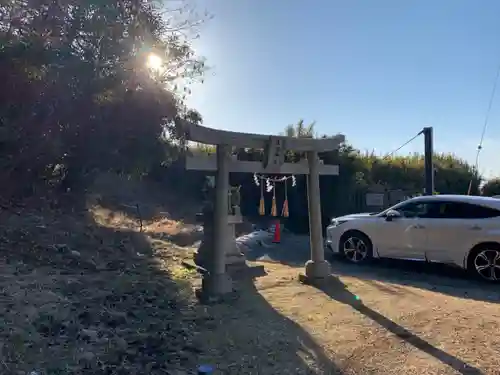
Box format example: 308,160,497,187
481,178,500,196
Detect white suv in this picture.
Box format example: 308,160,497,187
325,195,500,282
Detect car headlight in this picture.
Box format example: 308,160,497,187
330,219,347,227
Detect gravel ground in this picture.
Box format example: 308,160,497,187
218,231,500,374
196,259,500,374
2,205,499,375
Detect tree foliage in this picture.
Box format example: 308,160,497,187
282,119,316,138
279,120,479,195
0,0,206,198
481,178,500,197
0,0,484,222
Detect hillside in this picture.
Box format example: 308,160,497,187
0,174,206,374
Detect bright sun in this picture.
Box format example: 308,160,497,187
146,53,163,70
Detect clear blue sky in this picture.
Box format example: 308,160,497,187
187,0,500,179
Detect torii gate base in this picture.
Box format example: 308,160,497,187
184,122,345,303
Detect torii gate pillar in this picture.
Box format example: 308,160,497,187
183,122,345,301
304,151,331,279
203,144,233,295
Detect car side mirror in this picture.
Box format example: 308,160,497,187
385,209,401,222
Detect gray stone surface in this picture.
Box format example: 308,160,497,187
236,231,313,266
183,121,345,152
306,152,326,266
195,212,247,271
304,259,331,279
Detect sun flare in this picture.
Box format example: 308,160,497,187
146,53,163,70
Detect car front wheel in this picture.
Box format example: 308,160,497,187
339,231,373,264
469,246,500,282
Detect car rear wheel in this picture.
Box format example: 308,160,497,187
469,245,500,282
339,231,373,264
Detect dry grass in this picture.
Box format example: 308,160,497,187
1,177,499,374
0,193,331,374
0,189,207,374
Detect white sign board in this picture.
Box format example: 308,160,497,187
366,193,384,207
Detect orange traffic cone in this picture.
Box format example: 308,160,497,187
273,220,281,243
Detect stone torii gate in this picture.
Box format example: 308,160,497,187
183,122,345,300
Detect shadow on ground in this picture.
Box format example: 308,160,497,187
243,233,500,304
0,195,206,374
197,271,343,374
0,192,339,374
329,258,500,304
149,227,204,248
311,277,483,375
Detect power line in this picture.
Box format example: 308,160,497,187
467,60,500,194
384,131,423,159
474,61,500,171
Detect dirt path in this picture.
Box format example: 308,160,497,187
195,262,500,375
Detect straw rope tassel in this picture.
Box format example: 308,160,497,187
258,177,265,215
271,181,277,217
282,179,289,217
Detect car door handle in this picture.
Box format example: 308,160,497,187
469,225,482,231
412,224,425,229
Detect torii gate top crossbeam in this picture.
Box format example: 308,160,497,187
186,153,339,175
183,122,345,153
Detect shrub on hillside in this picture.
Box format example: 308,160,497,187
481,178,500,197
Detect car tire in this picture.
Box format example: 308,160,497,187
339,230,373,264
467,243,500,283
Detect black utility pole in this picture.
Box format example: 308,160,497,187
422,126,434,196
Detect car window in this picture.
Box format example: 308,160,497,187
395,201,433,218
390,200,500,219
439,202,500,219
